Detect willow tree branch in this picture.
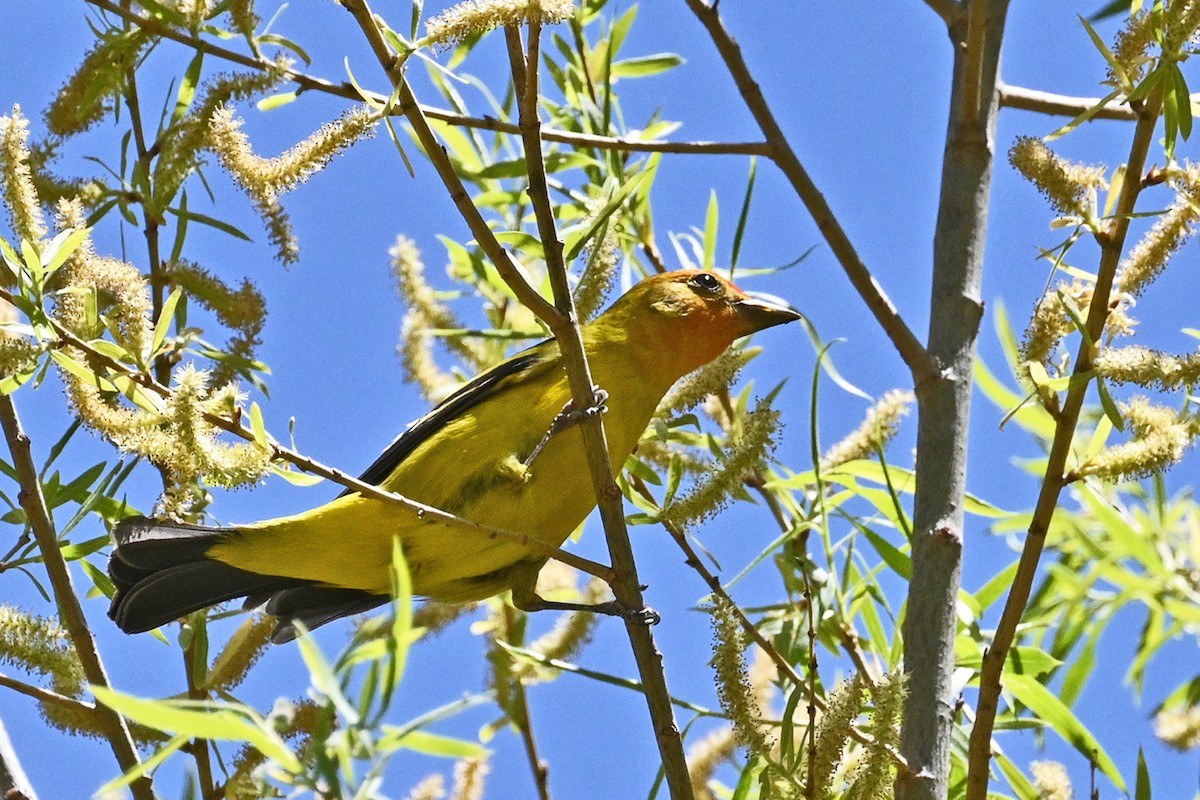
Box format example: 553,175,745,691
964,95,1162,800
896,2,1010,798
922,0,963,27
0,673,96,715
0,397,152,800
503,22,696,800
999,82,1138,120
84,0,767,157
682,0,938,387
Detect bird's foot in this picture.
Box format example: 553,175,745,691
522,387,609,469
513,593,660,625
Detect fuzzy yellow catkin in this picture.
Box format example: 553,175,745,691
169,261,266,336
390,234,487,398
808,672,866,797
1095,345,1200,389
0,605,85,697
44,29,152,138
425,0,577,50
662,403,779,528
1020,278,1093,369
1164,0,1200,53
1030,760,1074,800
152,61,291,213
450,758,489,800
1009,136,1107,219
0,107,48,242
207,105,377,196
820,389,914,472
1083,397,1195,482
404,775,448,800
806,671,864,796
1155,705,1200,751
207,104,376,266
655,347,756,418
1110,11,1154,86
1116,195,1200,299
204,613,274,691
710,598,770,757
849,671,907,800
686,726,737,800
574,224,621,322
0,337,39,380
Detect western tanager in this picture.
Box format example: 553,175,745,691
108,270,800,641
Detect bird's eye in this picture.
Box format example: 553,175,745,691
689,272,723,295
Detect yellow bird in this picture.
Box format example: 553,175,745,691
108,270,800,641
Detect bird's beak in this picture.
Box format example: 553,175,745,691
734,293,803,334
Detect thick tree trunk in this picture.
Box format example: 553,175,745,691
896,3,1010,798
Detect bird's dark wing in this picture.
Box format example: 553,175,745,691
343,339,558,494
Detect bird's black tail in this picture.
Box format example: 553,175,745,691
108,516,387,642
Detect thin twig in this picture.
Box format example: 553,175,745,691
0,672,97,715
964,95,1162,800
0,397,152,799
504,609,552,800
83,0,768,157
922,0,963,28
682,0,937,387
999,82,1139,120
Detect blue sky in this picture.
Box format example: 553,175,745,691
1,1,1198,798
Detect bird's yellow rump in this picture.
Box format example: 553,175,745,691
108,270,800,641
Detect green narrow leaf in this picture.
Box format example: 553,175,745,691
151,288,183,356
96,734,189,795
296,629,360,725
1046,87,1124,141
380,729,488,758
165,206,252,241
43,227,91,276
730,157,757,272
248,402,270,447
1095,376,1125,431
1005,673,1126,791
994,751,1040,800
1135,747,1151,800
257,91,300,111
49,351,118,393
272,464,325,486
1172,63,1192,140
1077,15,1127,86
609,53,684,78
172,51,204,125
702,190,718,272
384,118,417,178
